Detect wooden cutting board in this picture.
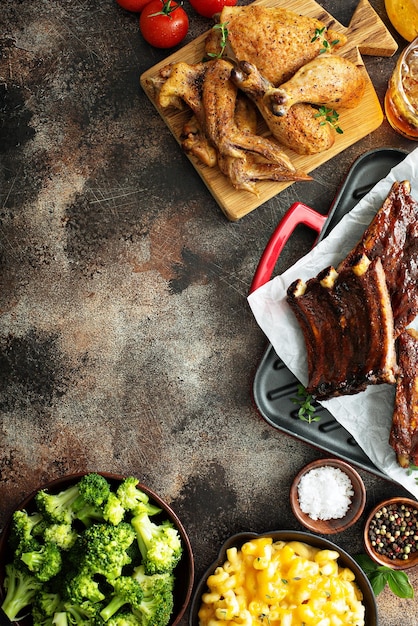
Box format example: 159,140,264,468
140,0,397,221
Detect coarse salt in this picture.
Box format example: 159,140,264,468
297,465,354,521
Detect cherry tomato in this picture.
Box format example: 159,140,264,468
116,0,152,12
139,0,189,48
188,0,237,18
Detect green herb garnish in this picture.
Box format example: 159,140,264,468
354,554,414,599
315,105,343,134
207,22,229,59
406,463,418,484
291,384,320,423
311,27,340,54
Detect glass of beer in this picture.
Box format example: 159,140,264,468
385,37,418,139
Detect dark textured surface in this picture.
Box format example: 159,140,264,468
0,0,417,623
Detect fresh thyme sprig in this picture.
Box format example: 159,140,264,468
406,463,418,484
311,26,340,54
206,22,229,59
291,384,320,423
315,105,343,134
354,554,414,599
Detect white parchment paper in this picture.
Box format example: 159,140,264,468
248,147,418,499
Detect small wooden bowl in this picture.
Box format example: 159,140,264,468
364,496,418,570
290,458,366,535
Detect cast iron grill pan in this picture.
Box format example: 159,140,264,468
251,148,408,478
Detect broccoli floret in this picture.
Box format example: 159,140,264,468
100,576,143,622
103,492,126,526
78,473,111,508
63,599,105,625
75,502,106,528
65,569,106,604
107,612,141,626
10,510,46,546
34,474,110,527
1,562,43,620
116,478,149,512
116,477,162,518
71,473,112,527
134,591,173,626
43,522,78,551
132,565,174,597
131,567,174,626
131,513,182,575
31,590,63,626
131,565,174,626
20,539,62,582
76,522,136,582
35,484,81,525
51,606,101,626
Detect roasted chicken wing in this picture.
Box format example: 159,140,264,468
202,59,294,169
156,58,311,192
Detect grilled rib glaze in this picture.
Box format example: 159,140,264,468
338,180,418,337
287,255,397,400
390,328,418,468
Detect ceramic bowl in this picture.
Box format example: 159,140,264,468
364,496,418,570
290,458,366,534
0,472,194,626
188,530,377,626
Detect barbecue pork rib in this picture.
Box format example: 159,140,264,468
287,255,397,400
390,328,418,468
338,180,418,337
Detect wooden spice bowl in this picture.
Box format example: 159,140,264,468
364,496,418,570
290,458,366,535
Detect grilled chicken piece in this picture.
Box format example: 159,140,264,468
338,180,418,337
157,58,311,190
287,255,397,400
181,116,217,167
205,5,347,86
390,328,418,468
217,153,312,194
202,59,295,170
181,93,312,194
158,61,209,126
230,61,334,155
269,54,366,117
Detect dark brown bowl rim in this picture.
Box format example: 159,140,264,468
290,458,367,535
188,530,378,626
363,496,418,570
0,472,194,626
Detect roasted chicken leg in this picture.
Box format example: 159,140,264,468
230,60,335,155
269,54,366,117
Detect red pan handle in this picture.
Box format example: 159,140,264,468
249,202,327,294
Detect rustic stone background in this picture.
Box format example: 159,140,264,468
1,0,417,623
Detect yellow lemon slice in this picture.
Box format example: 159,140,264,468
385,0,418,41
